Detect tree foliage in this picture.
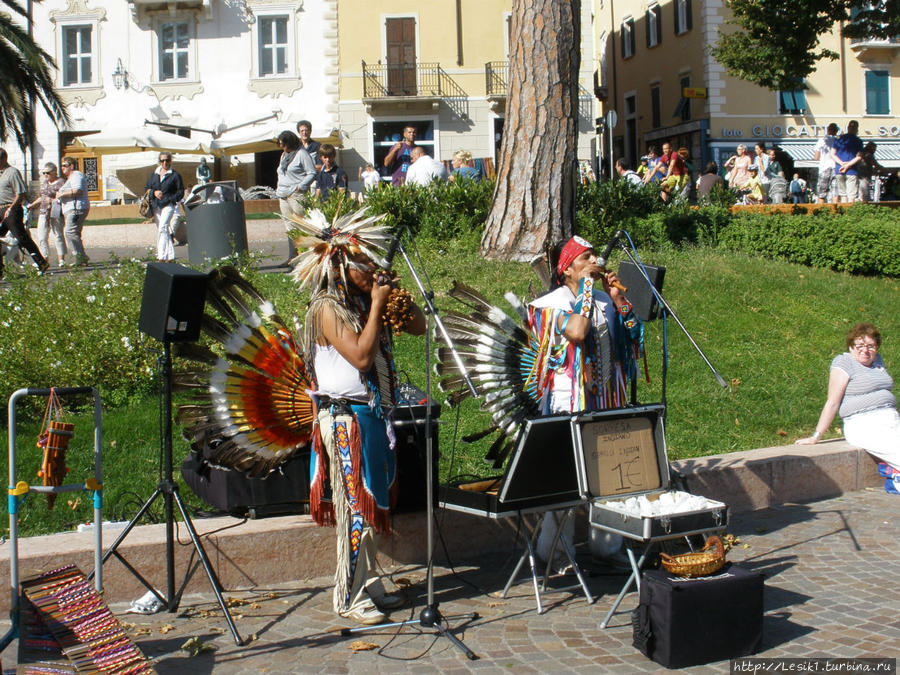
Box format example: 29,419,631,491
711,0,899,92
0,0,68,150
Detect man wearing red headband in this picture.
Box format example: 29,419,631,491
528,234,644,567
529,235,642,413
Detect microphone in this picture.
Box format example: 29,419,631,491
597,230,623,268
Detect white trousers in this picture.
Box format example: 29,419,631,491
843,407,900,472
154,204,178,261
37,213,66,263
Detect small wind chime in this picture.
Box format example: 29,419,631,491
36,389,74,509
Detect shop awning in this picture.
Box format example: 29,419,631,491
68,128,208,155
208,122,343,157
778,140,900,168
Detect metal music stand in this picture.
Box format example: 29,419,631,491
494,417,595,613
341,232,479,660
614,233,727,393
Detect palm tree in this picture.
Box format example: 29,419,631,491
0,0,68,151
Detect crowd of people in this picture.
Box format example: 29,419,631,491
0,147,92,276
615,122,896,206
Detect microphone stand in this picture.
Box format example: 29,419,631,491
341,238,479,660
616,234,728,392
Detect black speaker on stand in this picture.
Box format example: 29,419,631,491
93,262,243,645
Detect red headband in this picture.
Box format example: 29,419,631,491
556,236,593,278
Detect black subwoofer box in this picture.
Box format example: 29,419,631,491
181,402,439,518
632,564,764,668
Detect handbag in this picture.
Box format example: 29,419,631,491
139,189,153,218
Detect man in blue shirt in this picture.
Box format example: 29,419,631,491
642,146,664,184
830,120,864,203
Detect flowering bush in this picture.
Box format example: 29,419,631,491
0,262,159,419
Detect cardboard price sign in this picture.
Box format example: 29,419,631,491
582,416,660,496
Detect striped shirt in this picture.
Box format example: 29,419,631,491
832,352,896,419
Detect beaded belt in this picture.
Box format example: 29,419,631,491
317,395,367,415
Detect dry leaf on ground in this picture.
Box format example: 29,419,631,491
181,636,215,656
349,640,379,652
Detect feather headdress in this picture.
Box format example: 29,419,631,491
175,266,314,477
436,281,542,468
288,207,393,296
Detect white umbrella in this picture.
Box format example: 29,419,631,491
68,128,208,155
209,122,341,157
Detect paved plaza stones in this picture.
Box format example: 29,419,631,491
3,488,895,673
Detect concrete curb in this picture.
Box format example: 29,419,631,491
0,439,882,612
83,218,286,250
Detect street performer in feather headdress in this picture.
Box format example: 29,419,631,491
290,208,425,625
528,235,644,568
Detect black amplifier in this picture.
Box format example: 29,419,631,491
181,401,439,518
633,564,764,668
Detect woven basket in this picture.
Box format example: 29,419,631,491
659,535,726,577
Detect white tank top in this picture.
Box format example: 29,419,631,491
314,344,368,399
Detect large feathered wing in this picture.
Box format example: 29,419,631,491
436,281,542,469
174,266,314,477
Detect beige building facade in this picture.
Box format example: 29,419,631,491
336,0,599,188
596,0,900,175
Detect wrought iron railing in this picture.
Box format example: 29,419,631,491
485,61,508,96
850,35,900,47
362,61,462,98
361,60,470,119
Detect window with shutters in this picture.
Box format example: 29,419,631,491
647,5,662,48
674,0,692,35
865,70,890,115
651,85,661,128
621,17,635,59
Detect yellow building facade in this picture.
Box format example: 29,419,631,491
596,0,900,175
336,1,599,186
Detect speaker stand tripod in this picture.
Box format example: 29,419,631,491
340,236,479,660
90,342,243,645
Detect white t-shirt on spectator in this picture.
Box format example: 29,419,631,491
815,135,836,172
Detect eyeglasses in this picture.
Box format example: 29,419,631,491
852,342,878,352
159,157,171,163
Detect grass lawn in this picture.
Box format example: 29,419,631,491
3,241,897,537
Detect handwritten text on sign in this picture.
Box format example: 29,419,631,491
582,416,660,496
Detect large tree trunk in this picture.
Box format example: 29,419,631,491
480,0,580,262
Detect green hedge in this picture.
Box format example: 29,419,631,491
301,183,899,278
717,206,900,276
299,180,496,247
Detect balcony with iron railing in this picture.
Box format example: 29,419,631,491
850,34,900,59
484,61,595,119
485,61,508,98
361,60,469,118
